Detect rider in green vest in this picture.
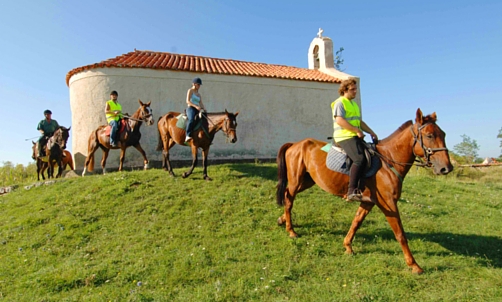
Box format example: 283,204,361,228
331,78,378,202
36,109,60,157
105,91,123,147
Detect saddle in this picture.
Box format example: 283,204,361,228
105,119,128,136
175,112,209,137
323,142,381,178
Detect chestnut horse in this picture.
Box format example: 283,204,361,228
32,143,74,180
82,100,154,175
156,110,239,180
276,109,453,274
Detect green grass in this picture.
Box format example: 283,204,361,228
1,164,501,301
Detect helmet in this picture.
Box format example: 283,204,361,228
110,90,118,96
192,77,202,85
44,109,52,115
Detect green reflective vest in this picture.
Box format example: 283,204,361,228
331,96,361,142
106,100,123,123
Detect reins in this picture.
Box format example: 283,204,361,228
368,122,448,182
200,112,236,143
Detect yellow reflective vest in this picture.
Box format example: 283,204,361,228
106,100,123,123
331,96,361,142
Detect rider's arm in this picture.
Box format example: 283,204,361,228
336,116,364,138
186,89,202,111
105,102,120,116
37,121,44,135
360,121,378,141
199,98,205,111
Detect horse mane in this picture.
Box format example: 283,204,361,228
379,120,413,144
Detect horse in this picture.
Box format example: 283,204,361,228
31,126,71,180
156,110,239,181
82,100,154,176
32,143,74,180
276,109,453,274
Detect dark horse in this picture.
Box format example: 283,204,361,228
156,110,239,181
82,100,154,176
32,143,74,180
276,109,453,274
32,126,71,180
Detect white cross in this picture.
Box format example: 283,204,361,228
317,28,324,38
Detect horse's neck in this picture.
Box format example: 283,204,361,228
207,113,225,134
378,125,416,176
129,110,143,132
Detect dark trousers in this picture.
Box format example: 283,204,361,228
37,134,52,156
337,137,367,192
186,106,199,138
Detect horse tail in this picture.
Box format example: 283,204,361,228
86,130,97,172
156,115,164,151
276,142,293,207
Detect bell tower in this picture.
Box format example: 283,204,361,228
308,28,352,80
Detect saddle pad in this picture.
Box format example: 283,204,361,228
176,114,187,130
326,145,381,178
105,119,128,136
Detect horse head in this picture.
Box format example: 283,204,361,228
52,126,71,150
222,110,239,143
138,99,154,126
31,141,37,160
412,108,453,175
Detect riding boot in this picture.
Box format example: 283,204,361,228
347,164,363,202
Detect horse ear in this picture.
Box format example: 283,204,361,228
138,99,144,105
234,111,239,117
225,109,228,114
146,101,151,106
67,126,71,131
430,112,437,122
415,108,423,125
32,141,36,145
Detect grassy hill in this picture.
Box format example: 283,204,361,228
1,164,501,301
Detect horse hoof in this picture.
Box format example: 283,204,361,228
182,172,188,178
144,164,149,170
204,176,212,181
277,217,285,225
289,233,299,239
412,267,424,274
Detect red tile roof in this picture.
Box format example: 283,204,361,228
66,50,342,86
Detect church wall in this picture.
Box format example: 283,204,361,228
69,68,356,169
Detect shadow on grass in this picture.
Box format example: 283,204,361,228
229,163,277,181
352,230,502,268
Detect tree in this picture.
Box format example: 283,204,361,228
498,127,502,156
453,134,479,163
334,47,345,71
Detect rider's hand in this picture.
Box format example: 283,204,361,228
356,130,365,139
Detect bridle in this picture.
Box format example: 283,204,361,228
410,123,449,167
201,112,237,141
124,106,153,122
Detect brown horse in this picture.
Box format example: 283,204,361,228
156,110,239,180
32,143,74,180
82,100,154,176
32,126,71,180
276,109,453,274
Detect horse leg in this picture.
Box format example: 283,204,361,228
384,212,424,274
83,138,100,176
343,203,375,254
182,145,198,178
133,144,149,170
101,149,110,174
118,148,126,172
201,147,211,181
163,139,176,176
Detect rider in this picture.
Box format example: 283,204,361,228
185,77,206,143
36,109,60,157
331,78,378,202
105,90,123,147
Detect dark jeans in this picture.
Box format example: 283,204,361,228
37,133,52,156
186,106,199,138
337,137,367,192
109,120,119,145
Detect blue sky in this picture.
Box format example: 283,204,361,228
1,0,501,165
